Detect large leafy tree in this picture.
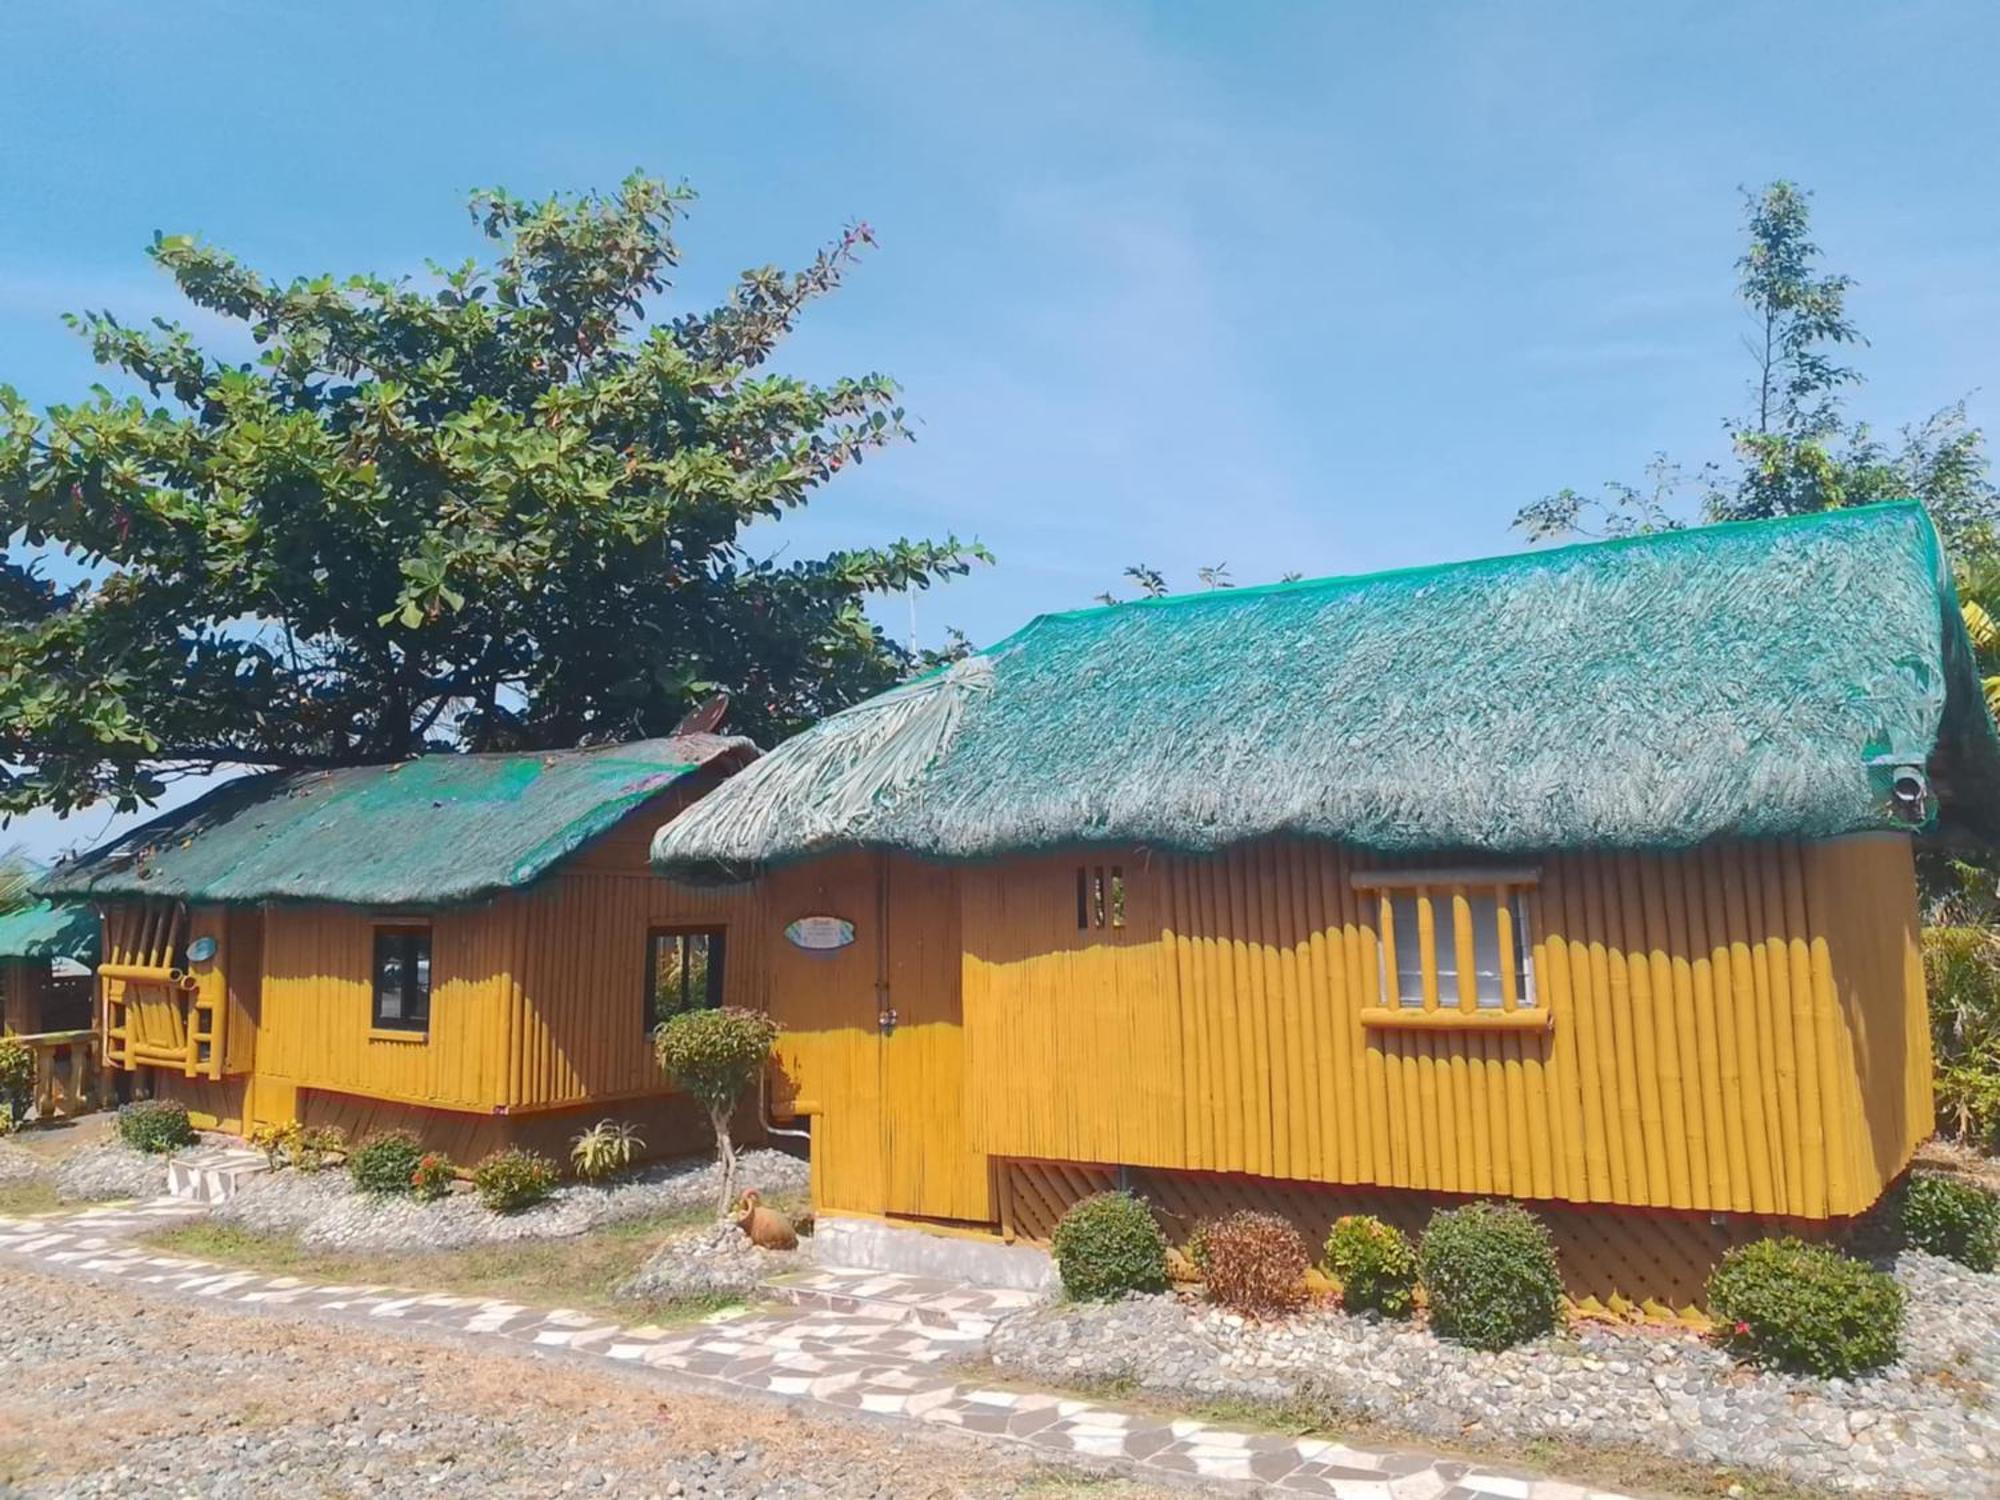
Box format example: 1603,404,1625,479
1515,181,2000,558
0,174,987,817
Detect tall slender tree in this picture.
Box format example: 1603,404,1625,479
1515,181,1998,558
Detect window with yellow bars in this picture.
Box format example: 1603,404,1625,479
1352,868,1548,1031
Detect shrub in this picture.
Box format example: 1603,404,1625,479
1923,925,2000,1144
571,1119,644,1182
472,1148,558,1213
1417,1201,1564,1351
0,1035,32,1132
1324,1214,1419,1318
117,1098,196,1154
346,1131,425,1196
248,1120,299,1169
1203,1210,1309,1315
1707,1237,1904,1378
1900,1173,2000,1273
410,1152,456,1202
655,1007,779,1212
1183,1219,1213,1277
1050,1191,1169,1301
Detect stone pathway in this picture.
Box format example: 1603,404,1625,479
0,1204,1632,1500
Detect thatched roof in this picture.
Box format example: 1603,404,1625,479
45,735,755,908
652,503,2000,881
0,899,99,963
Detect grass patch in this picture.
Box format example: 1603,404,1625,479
1018,1466,1169,1497
0,1179,59,1217
142,1194,808,1325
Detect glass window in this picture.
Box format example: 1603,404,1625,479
646,928,725,1032
372,927,432,1032
1384,889,1532,1010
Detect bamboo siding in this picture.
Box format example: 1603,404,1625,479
961,834,1928,1220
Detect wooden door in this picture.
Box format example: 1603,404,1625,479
879,858,992,1223
766,853,887,1215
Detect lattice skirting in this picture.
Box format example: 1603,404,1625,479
998,1157,1858,1323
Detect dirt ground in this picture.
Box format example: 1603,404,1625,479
0,1261,1173,1499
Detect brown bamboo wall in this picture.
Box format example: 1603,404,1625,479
961,834,1928,1220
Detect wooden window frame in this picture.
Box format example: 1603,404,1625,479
645,926,727,1034
1074,865,1127,932
1352,869,1549,1032
370,924,432,1037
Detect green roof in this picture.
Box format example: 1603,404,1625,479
0,898,99,963
45,735,755,907
652,503,2000,879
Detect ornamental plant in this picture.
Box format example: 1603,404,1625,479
1202,1210,1309,1316
654,1007,780,1213
410,1152,456,1202
570,1119,644,1183
1417,1201,1564,1351
472,1148,558,1213
1050,1192,1169,1301
117,1098,196,1154
0,1034,31,1133
346,1130,425,1196
1324,1214,1419,1318
1707,1237,1904,1378
1900,1173,2000,1272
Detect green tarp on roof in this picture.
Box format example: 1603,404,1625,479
652,502,2000,880
45,735,754,907
0,899,99,963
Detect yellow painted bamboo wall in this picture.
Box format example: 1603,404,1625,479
960,834,1929,1220
222,773,769,1124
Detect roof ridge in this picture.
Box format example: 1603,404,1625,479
999,499,1931,641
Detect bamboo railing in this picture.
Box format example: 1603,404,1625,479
8,1028,111,1118
100,901,222,1078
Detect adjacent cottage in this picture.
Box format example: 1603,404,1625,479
44,736,760,1161
0,898,98,1036
651,503,2000,1313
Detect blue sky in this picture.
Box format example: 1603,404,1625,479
2,2,1997,859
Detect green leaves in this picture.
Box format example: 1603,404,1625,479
0,174,989,815
1514,181,2000,560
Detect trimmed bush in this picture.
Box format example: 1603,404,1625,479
1050,1191,1169,1301
1707,1237,1903,1377
1324,1214,1419,1318
472,1148,558,1213
1417,1201,1563,1351
1901,1173,2000,1272
117,1098,196,1154
655,1007,780,1213
1203,1210,1309,1315
410,1152,456,1202
346,1130,425,1196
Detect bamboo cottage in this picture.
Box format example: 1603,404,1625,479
651,502,2000,1313
0,898,98,1036
43,735,761,1160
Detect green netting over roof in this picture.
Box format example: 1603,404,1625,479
0,899,99,963
44,735,754,908
652,503,2000,881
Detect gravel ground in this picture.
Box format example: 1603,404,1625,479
0,1142,46,1187
619,1218,807,1303
50,1139,172,1202
990,1250,2000,1497
0,1260,1169,1499
210,1148,812,1252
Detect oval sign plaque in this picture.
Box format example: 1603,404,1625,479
186,936,218,964
784,915,855,952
